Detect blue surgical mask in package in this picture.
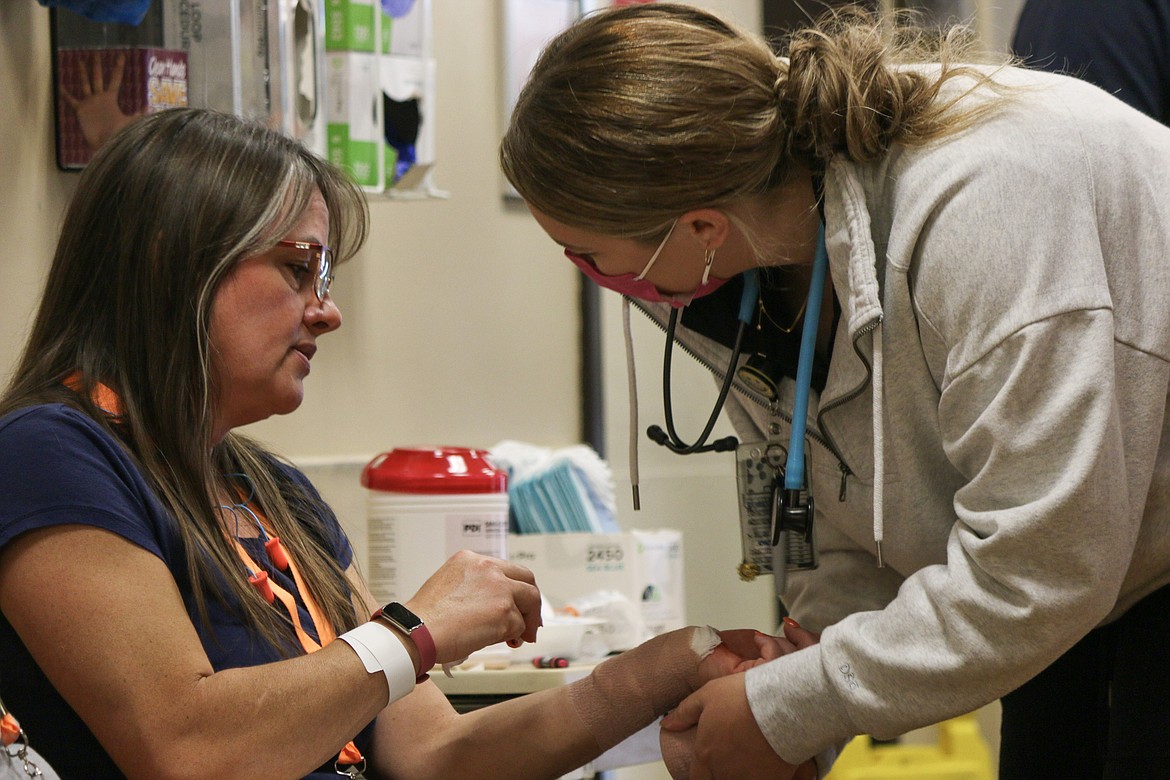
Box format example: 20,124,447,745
490,441,619,535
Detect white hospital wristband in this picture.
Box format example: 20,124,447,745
338,621,417,704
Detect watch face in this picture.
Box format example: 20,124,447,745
383,602,423,632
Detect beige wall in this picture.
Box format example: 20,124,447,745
0,4,77,386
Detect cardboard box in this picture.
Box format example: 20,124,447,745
380,0,434,193
507,530,685,650
326,0,385,192
634,528,686,637
382,2,424,56
55,47,189,170
326,0,437,194
381,53,435,190
326,51,385,192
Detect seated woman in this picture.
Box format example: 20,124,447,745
0,108,808,779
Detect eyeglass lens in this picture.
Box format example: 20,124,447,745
277,240,334,301
315,248,334,301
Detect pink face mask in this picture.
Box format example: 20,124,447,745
565,219,728,308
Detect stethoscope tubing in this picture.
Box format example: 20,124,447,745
783,223,829,491
658,270,760,455
654,220,827,485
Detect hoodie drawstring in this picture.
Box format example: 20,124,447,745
871,319,885,567
622,296,642,510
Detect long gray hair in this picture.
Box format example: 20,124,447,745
1,108,370,650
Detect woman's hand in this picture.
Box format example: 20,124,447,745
697,630,771,684
777,616,821,647
661,673,816,780
404,550,542,664
666,618,821,778
699,618,821,683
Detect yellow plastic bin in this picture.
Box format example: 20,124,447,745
826,714,995,780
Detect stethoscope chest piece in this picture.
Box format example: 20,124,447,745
770,481,819,589
773,486,814,547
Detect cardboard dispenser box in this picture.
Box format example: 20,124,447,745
326,51,384,192
326,0,435,193
325,0,383,192
507,530,685,651
327,0,378,52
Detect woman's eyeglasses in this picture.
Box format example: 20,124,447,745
276,240,335,301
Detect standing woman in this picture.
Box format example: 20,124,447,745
502,4,1170,778
0,108,769,779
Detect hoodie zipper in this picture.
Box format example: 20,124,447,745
630,297,857,498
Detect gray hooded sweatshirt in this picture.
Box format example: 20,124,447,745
634,65,1170,766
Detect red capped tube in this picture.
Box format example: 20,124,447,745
249,570,275,604
265,537,290,571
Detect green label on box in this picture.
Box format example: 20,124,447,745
326,0,377,53
328,123,380,188
327,123,350,169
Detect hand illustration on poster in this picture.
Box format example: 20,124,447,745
56,47,189,169
61,51,142,152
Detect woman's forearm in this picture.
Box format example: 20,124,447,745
371,627,721,780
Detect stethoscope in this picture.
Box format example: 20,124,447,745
648,223,829,549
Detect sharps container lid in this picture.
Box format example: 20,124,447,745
361,447,508,494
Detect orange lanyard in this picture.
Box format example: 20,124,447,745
229,505,365,775
230,525,335,650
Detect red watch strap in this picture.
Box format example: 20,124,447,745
410,623,437,682
373,607,436,682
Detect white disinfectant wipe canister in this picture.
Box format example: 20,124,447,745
362,447,509,602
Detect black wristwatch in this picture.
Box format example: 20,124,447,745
372,602,436,681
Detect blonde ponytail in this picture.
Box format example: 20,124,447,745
781,6,1008,165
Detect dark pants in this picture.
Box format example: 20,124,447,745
999,583,1170,779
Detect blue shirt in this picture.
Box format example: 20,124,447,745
1013,0,1170,124
0,404,374,778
